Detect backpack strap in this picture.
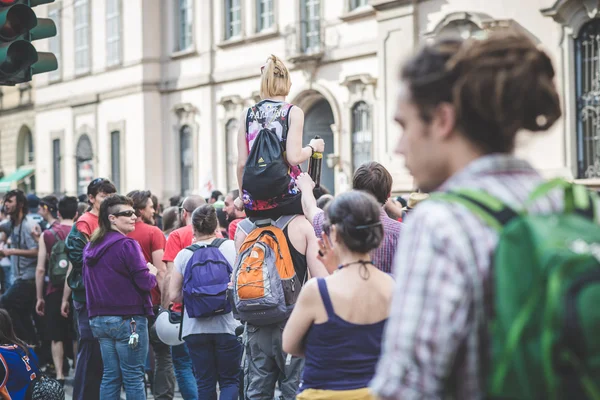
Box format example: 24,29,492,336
527,178,597,221
237,218,256,236
274,215,296,231
185,244,201,252
261,104,283,130
430,190,519,232
210,238,227,248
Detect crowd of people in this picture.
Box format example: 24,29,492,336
0,28,595,400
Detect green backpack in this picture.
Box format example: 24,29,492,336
48,229,70,286
433,179,600,400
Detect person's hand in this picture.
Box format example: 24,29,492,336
2,248,13,257
296,173,315,193
234,197,245,212
147,262,158,276
31,225,41,242
317,232,338,271
36,299,45,316
61,301,70,318
309,138,325,153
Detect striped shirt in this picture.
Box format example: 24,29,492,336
313,207,402,273
370,154,565,400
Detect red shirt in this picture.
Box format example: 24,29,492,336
127,221,166,306
43,222,72,295
75,212,99,238
162,225,194,263
228,218,243,240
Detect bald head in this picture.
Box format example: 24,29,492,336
181,195,206,225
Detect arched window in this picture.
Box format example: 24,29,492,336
226,118,239,191
16,127,34,168
76,134,94,195
351,101,372,171
437,19,482,40
180,125,193,196
576,19,600,178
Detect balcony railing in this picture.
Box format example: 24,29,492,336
285,19,326,63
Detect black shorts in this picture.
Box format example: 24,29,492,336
245,195,303,220
45,290,74,342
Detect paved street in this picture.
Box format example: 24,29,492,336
62,371,185,400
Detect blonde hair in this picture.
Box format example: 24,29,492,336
260,54,291,99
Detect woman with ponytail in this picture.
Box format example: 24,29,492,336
282,191,394,400
168,204,241,399
235,54,325,219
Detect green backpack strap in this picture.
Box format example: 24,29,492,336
527,178,597,220
430,189,519,232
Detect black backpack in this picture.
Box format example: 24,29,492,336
242,105,291,201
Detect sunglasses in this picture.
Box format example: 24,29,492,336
112,210,136,218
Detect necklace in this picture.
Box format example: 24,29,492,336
337,260,375,270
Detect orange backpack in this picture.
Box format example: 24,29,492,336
233,216,301,325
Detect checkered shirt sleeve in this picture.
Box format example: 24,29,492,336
371,201,481,399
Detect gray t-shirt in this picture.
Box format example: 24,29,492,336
174,239,239,338
0,216,39,280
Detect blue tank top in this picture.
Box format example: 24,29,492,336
299,278,387,393
0,345,40,400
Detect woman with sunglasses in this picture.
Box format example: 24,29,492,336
83,194,158,400
282,191,394,400
235,54,325,219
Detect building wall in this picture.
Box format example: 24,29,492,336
10,0,591,200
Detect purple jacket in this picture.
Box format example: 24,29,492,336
83,231,156,318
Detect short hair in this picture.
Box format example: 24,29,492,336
352,162,393,205
181,195,206,213
87,178,117,197
228,189,239,200
210,190,223,202
127,190,152,216
40,195,59,218
162,206,180,234
58,196,79,220
260,54,291,99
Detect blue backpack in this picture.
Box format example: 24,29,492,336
183,238,232,318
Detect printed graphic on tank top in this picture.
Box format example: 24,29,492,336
243,100,302,212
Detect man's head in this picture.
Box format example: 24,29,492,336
3,190,27,220
179,195,206,226
39,195,59,221
127,190,155,225
224,190,245,221
169,195,181,207
209,190,223,204
58,196,79,221
395,32,561,192
352,162,393,205
87,178,117,213
27,194,40,215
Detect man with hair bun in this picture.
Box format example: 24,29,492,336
371,31,563,399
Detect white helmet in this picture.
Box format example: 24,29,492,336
155,307,184,346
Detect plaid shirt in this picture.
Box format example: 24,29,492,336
313,207,402,273
370,154,564,400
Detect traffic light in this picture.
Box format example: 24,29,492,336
0,0,57,86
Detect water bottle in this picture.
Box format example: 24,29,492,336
308,135,323,188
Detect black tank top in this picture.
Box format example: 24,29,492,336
283,225,308,283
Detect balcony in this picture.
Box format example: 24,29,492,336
284,19,326,64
